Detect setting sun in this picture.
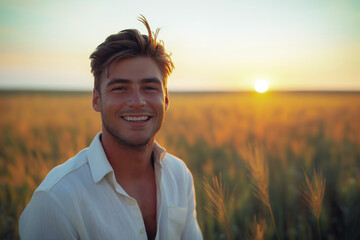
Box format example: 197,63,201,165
254,79,269,93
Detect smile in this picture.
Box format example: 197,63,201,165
121,116,151,122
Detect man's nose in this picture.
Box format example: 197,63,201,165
128,89,146,108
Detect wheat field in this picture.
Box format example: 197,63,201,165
1,91,359,239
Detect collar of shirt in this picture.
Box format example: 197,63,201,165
86,132,166,195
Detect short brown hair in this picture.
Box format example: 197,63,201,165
90,15,174,91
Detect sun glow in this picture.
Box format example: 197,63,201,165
254,79,269,93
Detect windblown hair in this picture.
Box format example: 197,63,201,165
89,15,174,91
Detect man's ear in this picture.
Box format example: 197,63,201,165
165,88,170,111
92,89,101,112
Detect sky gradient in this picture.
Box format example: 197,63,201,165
0,0,359,91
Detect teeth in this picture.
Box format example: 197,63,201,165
123,116,149,122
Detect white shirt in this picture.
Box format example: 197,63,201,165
19,133,202,240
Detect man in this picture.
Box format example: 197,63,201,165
19,16,202,240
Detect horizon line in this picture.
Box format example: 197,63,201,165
1,88,360,95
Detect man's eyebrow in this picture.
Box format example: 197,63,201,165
106,78,130,87
106,77,163,88
141,78,162,84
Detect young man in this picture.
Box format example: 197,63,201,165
19,16,202,240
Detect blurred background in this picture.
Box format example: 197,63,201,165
1,0,359,239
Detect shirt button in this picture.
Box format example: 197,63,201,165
140,228,145,234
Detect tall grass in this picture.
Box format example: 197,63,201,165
241,146,279,240
203,174,234,240
302,169,326,240
1,92,360,239
249,216,267,240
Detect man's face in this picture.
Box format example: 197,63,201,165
92,57,169,148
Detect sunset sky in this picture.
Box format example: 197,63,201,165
0,0,359,91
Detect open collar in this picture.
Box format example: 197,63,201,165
87,133,167,184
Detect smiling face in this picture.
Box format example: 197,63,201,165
92,57,169,148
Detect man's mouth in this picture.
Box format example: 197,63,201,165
121,116,151,122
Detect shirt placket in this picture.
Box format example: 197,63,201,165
126,197,148,240
111,173,148,240
154,160,163,240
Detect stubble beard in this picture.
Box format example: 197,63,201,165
101,111,163,148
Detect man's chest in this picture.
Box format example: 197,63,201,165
66,169,188,239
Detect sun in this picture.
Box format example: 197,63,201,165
254,79,269,93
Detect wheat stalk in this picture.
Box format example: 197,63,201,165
203,174,234,240
242,146,279,240
249,215,267,240
242,147,270,208
302,169,326,240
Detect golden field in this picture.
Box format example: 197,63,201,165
1,91,360,239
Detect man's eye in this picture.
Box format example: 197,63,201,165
113,86,127,91
144,86,158,91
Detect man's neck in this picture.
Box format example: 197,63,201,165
100,132,155,181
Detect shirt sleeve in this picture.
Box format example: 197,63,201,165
19,191,78,240
181,169,203,240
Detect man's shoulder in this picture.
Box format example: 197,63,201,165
36,148,89,193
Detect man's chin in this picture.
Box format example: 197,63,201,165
111,133,154,148
102,124,156,148
121,139,153,148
